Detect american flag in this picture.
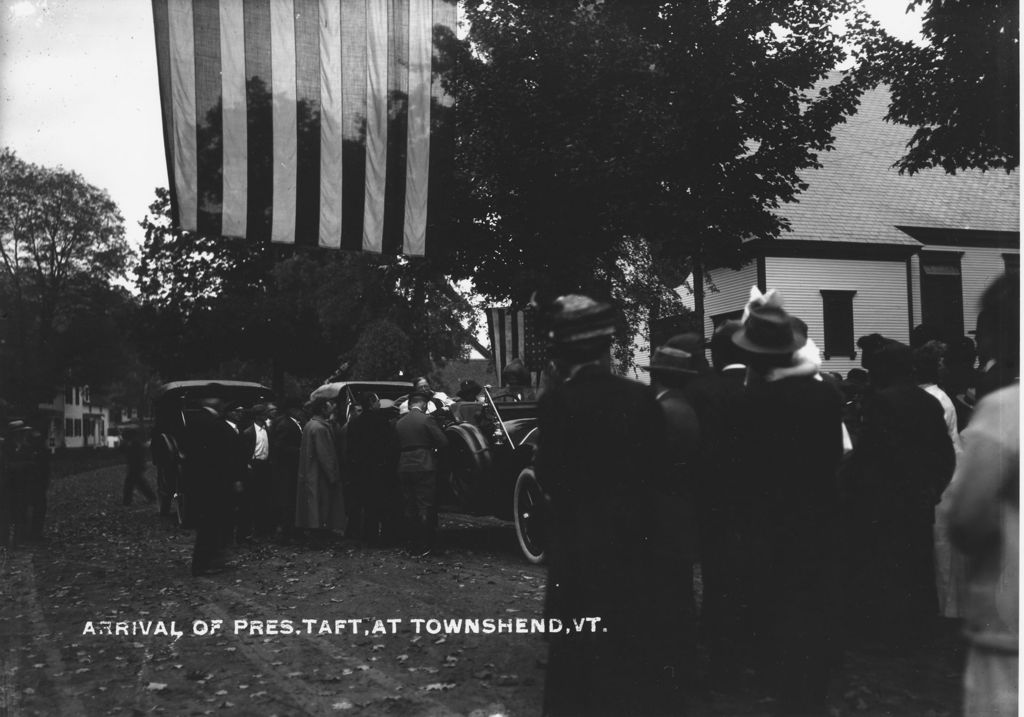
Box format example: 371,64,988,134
486,307,546,383
151,0,456,256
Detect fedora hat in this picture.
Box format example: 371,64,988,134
641,332,705,374
547,295,617,345
732,304,806,355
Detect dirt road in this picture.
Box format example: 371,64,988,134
1,464,964,716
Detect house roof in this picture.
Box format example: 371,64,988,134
777,80,1020,247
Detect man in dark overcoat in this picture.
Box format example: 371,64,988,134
270,398,304,541
537,294,682,717
849,342,955,644
187,398,244,576
346,392,400,544
683,319,752,687
733,301,845,715
643,333,703,693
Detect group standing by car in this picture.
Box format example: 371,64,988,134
534,273,1017,717
0,418,50,548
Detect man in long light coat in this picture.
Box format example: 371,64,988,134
295,397,346,535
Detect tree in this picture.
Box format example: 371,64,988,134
869,0,1018,174
135,188,478,395
0,148,132,406
442,1,872,358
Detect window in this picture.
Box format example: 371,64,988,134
74,387,80,405
65,418,73,437
920,252,964,338
820,290,856,360
1003,253,1019,277
82,386,90,404
74,419,82,437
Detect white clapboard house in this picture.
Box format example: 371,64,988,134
668,82,1020,376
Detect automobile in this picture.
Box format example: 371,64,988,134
308,380,413,421
442,387,545,564
150,380,276,526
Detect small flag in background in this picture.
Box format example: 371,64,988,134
152,0,456,256
487,307,546,385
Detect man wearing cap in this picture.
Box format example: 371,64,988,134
731,297,845,714
537,294,683,716
395,390,448,556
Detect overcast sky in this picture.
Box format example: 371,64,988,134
0,0,924,251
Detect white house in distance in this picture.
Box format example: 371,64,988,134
37,384,112,450
676,82,1019,376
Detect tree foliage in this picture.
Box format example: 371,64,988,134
869,0,1018,174
0,147,133,407
443,0,871,341
135,188,477,393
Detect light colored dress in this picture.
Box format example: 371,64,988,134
922,382,965,617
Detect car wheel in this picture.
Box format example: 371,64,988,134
514,466,546,564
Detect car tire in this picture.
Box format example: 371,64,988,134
513,466,546,564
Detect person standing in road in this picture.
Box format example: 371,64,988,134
295,397,346,541
121,425,156,506
243,404,273,539
394,390,448,557
536,294,681,717
187,398,242,576
946,273,1019,717
642,333,703,697
683,319,752,688
732,298,845,715
271,398,304,541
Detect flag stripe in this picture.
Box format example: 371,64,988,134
510,307,520,368
340,0,368,251
194,1,222,237
152,0,179,226
243,0,273,243
402,0,431,256
220,0,248,237
167,0,198,231
270,0,298,244
363,0,389,253
293,0,321,247
318,0,343,248
382,0,409,254
427,0,456,257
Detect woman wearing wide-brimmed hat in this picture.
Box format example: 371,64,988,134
731,297,846,716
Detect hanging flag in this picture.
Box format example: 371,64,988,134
151,0,456,256
486,307,546,384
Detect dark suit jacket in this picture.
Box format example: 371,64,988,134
537,365,683,716
854,381,955,521
394,409,447,472
739,374,844,566
270,416,302,481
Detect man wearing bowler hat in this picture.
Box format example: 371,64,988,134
537,294,684,716
732,297,845,715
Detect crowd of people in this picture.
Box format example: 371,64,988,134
178,376,481,576
536,275,1017,717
